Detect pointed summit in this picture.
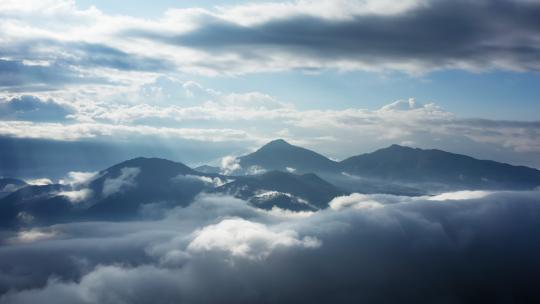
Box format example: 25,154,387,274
259,139,292,150
383,144,416,152
239,139,337,173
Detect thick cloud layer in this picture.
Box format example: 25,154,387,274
1,190,540,303
0,96,73,122
2,0,540,85
162,0,540,73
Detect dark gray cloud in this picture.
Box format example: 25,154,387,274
136,0,540,72
0,40,172,91
0,59,94,91
67,41,173,72
1,191,540,303
0,96,73,122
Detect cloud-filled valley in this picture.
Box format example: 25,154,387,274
1,190,540,303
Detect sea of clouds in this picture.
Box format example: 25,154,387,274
1,189,540,303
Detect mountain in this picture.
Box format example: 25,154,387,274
319,172,425,196
0,183,70,227
3,142,540,228
214,171,345,211
238,139,337,173
339,145,540,189
233,140,540,191
194,165,221,174
0,178,27,198
0,157,221,226
83,157,213,219
0,157,347,227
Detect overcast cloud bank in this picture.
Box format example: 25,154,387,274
1,190,539,303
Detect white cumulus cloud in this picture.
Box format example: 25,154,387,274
187,218,321,260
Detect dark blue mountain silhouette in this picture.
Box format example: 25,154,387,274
194,165,221,174
215,170,345,211
0,157,343,227
0,184,69,227
237,140,540,190
339,145,540,189
82,157,208,219
2,141,540,228
239,139,338,173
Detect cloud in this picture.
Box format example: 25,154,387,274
329,193,385,210
258,206,315,219
171,174,228,187
1,190,540,302
0,39,171,91
187,218,320,260
1,191,540,302
0,1,539,169
286,167,296,173
0,120,253,142
10,228,58,243
0,59,97,92
0,92,539,168
251,191,313,209
102,167,140,198
58,188,93,204
25,178,53,186
0,0,539,95
0,95,73,121
0,88,539,169
379,98,423,112
427,190,493,201
220,155,242,175
58,171,98,187
131,0,540,75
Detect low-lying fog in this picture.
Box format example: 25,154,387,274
1,189,540,303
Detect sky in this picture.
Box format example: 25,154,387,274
1,0,540,175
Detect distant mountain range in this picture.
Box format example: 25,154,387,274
340,144,540,189
0,156,343,227
237,139,540,191
1,139,539,228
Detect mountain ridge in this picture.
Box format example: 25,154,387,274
339,144,540,189
234,139,540,190
2,140,540,228
238,139,338,173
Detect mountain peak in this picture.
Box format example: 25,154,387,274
103,157,195,176
239,139,337,173
386,144,413,151
340,144,540,189
261,139,292,149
